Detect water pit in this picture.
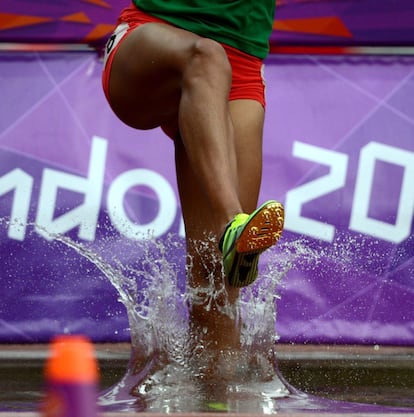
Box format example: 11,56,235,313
1,230,413,415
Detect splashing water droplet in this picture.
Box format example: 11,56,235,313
6,218,405,413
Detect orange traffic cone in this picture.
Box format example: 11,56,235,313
42,335,99,417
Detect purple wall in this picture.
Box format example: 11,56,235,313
0,51,413,345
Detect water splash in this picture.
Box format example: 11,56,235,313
46,229,327,413
4,218,411,413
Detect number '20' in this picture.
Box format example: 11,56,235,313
284,141,414,244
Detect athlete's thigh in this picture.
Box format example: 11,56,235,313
229,99,265,213
108,23,201,129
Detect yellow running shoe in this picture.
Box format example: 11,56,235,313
219,200,284,287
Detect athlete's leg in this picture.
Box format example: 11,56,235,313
175,99,265,353
231,100,264,211
108,23,242,238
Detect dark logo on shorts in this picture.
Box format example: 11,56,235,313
106,34,116,55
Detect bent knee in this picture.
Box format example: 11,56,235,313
185,37,232,82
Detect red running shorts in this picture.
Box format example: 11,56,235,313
102,4,267,133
